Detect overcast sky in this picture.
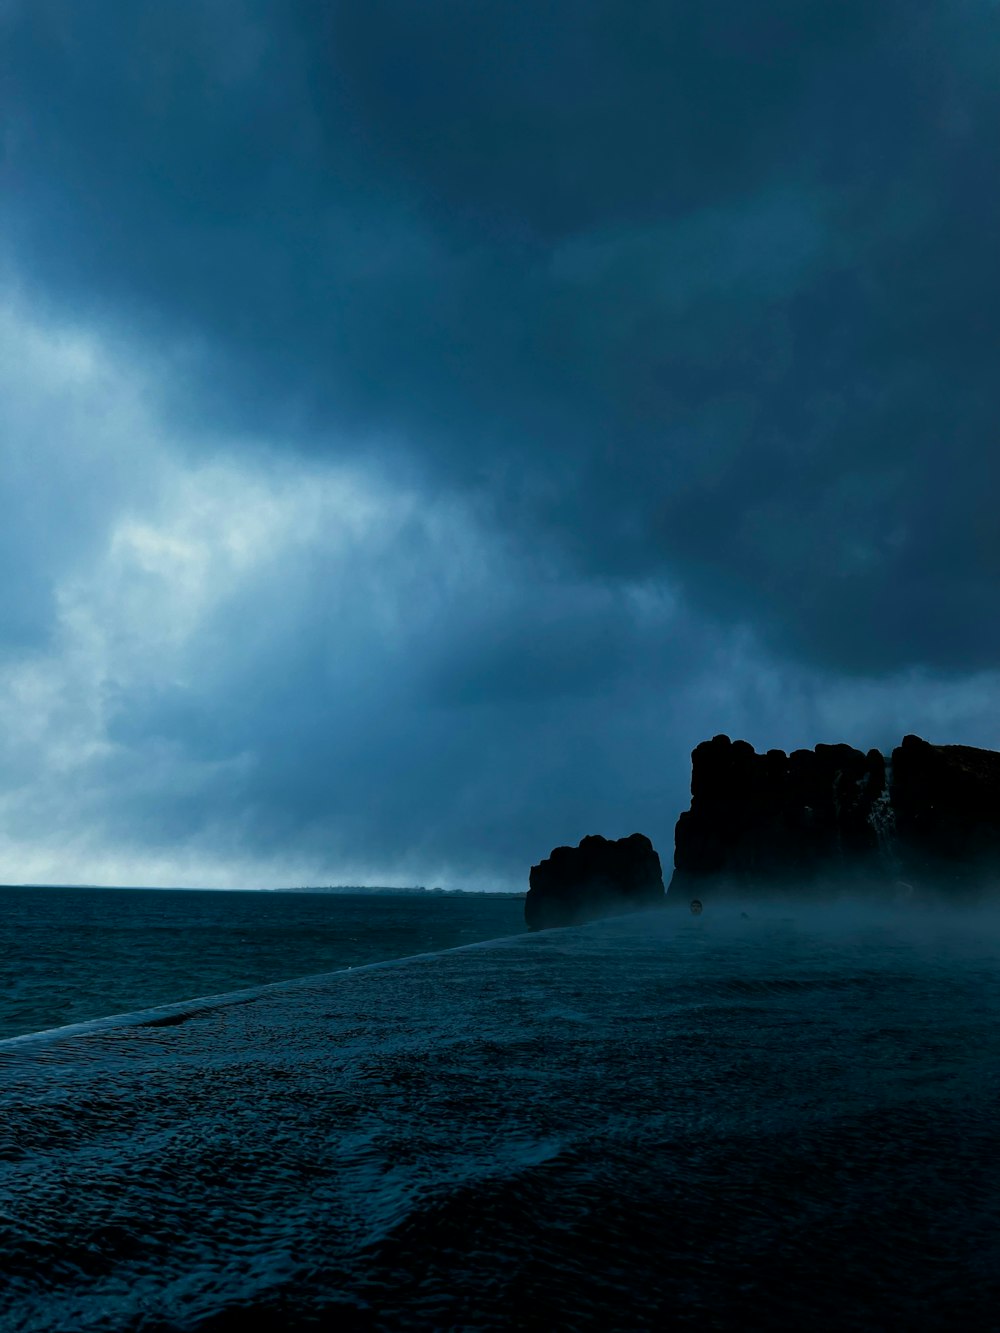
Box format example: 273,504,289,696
2,1,999,889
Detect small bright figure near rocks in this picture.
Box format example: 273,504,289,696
690,899,703,915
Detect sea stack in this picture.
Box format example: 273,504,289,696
668,733,1000,902
525,833,666,930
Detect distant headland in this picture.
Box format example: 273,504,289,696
526,734,1000,928
280,886,525,898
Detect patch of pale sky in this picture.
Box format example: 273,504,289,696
0,298,551,884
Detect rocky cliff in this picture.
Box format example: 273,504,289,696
669,733,1000,901
525,833,665,929
891,734,1000,894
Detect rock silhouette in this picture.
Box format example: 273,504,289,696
669,733,1000,901
525,833,665,929
891,734,1000,895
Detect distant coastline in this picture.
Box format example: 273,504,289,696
278,886,526,898
0,883,525,898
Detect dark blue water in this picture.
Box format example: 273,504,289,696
2,900,999,1330
0,887,525,1041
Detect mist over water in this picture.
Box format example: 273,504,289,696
2,900,998,1330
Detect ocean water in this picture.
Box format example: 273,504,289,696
0,887,525,1042
2,901,999,1331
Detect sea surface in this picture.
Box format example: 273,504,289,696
0,887,525,1042
2,899,999,1330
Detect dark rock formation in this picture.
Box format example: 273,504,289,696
670,733,1000,901
525,833,665,929
891,734,1000,895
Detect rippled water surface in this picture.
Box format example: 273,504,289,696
0,886,524,1040
2,903,999,1331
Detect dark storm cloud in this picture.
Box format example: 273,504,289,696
1,297,995,889
4,2,1000,675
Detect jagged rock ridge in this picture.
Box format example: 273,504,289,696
525,833,665,929
669,733,1000,901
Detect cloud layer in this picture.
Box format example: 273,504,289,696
2,2,999,886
